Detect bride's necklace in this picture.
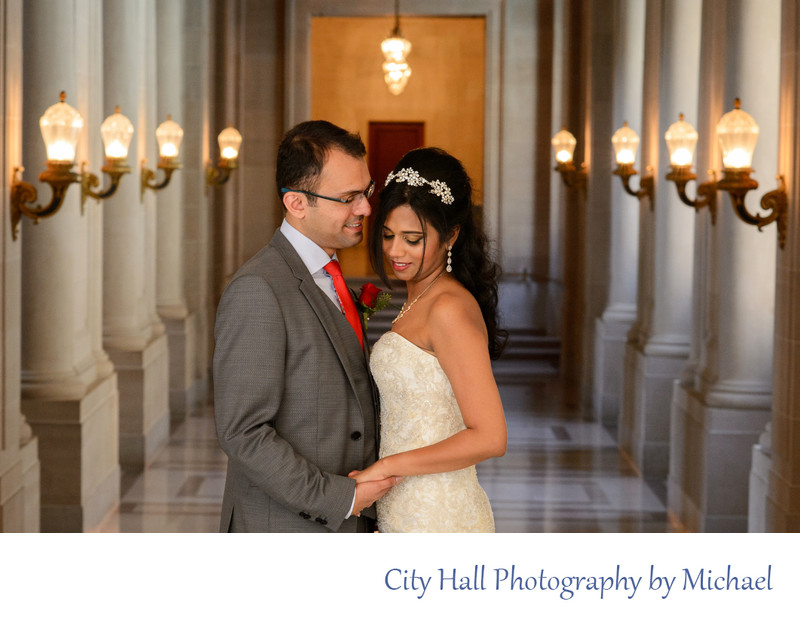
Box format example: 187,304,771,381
393,270,446,324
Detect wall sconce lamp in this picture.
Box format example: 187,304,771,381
10,92,83,240
714,99,787,249
551,127,587,188
141,114,183,200
612,122,654,205
664,113,717,223
81,106,134,211
205,126,242,193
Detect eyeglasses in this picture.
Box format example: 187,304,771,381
280,180,375,206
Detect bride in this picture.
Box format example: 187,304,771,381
350,147,507,533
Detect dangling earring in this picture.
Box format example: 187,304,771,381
446,245,453,273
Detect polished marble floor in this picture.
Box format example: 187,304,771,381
96,361,676,533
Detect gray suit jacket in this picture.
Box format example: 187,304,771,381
213,229,378,532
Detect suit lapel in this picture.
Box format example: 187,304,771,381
271,231,374,420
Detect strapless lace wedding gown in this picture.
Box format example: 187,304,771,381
370,332,495,533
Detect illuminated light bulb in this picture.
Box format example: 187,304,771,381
616,149,635,165
670,148,693,167
47,140,76,162
105,139,127,159
556,150,572,164
160,142,178,158
722,147,751,169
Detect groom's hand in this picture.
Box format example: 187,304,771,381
352,476,400,516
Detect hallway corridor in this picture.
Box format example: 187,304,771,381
96,358,674,533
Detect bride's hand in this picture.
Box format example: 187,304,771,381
348,460,393,484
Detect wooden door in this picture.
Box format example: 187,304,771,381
367,121,425,240
339,122,424,276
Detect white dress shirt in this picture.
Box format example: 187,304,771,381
280,219,344,313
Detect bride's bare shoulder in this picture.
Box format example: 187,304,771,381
428,280,486,337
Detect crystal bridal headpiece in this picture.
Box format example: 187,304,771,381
385,167,455,205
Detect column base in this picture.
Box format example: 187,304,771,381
0,435,41,532
23,371,120,532
765,472,800,531
618,339,687,478
592,307,636,427
107,331,170,470
668,382,768,532
748,442,770,532
163,311,199,427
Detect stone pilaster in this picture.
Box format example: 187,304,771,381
102,0,169,469
155,0,196,426
183,0,212,408
592,0,644,427
764,0,800,532
669,0,780,532
618,0,694,478
0,0,39,532
19,0,119,531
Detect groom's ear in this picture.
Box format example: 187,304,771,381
283,191,307,219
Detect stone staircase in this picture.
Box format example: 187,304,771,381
347,277,561,382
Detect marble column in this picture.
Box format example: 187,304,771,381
0,0,39,532
155,0,196,426
669,0,780,532
183,0,212,403
617,0,694,479
592,0,643,427
547,0,567,339
495,0,541,331
555,0,586,399
20,0,120,531
102,0,169,469
763,0,800,532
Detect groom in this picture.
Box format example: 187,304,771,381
213,120,397,532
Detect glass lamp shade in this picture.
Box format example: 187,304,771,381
381,35,411,63
155,114,184,159
218,126,242,160
716,99,759,169
612,122,640,165
100,106,134,161
381,35,412,95
665,113,698,168
551,127,577,164
40,92,84,163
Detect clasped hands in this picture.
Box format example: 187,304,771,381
349,459,400,517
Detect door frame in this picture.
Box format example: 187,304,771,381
284,0,502,244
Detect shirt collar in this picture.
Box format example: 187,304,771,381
280,219,336,275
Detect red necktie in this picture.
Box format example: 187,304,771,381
323,260,363,348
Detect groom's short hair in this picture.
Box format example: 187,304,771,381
276,120,366,200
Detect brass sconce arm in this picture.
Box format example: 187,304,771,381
554,161,587,189
717,169,787,248
140,157,181,201
10,163,80,240
665,166,718,224
613,163,655,205
81,158,132,211
205,157,238,194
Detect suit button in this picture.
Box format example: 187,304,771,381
299,512,311,519
315,517,328,525
350,431,362,441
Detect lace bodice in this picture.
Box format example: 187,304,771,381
370,332,495,533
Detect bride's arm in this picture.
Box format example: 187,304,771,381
351,292,506,483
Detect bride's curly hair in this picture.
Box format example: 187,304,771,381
369,147,508,359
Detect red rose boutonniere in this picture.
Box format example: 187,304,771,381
356,283,391,328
